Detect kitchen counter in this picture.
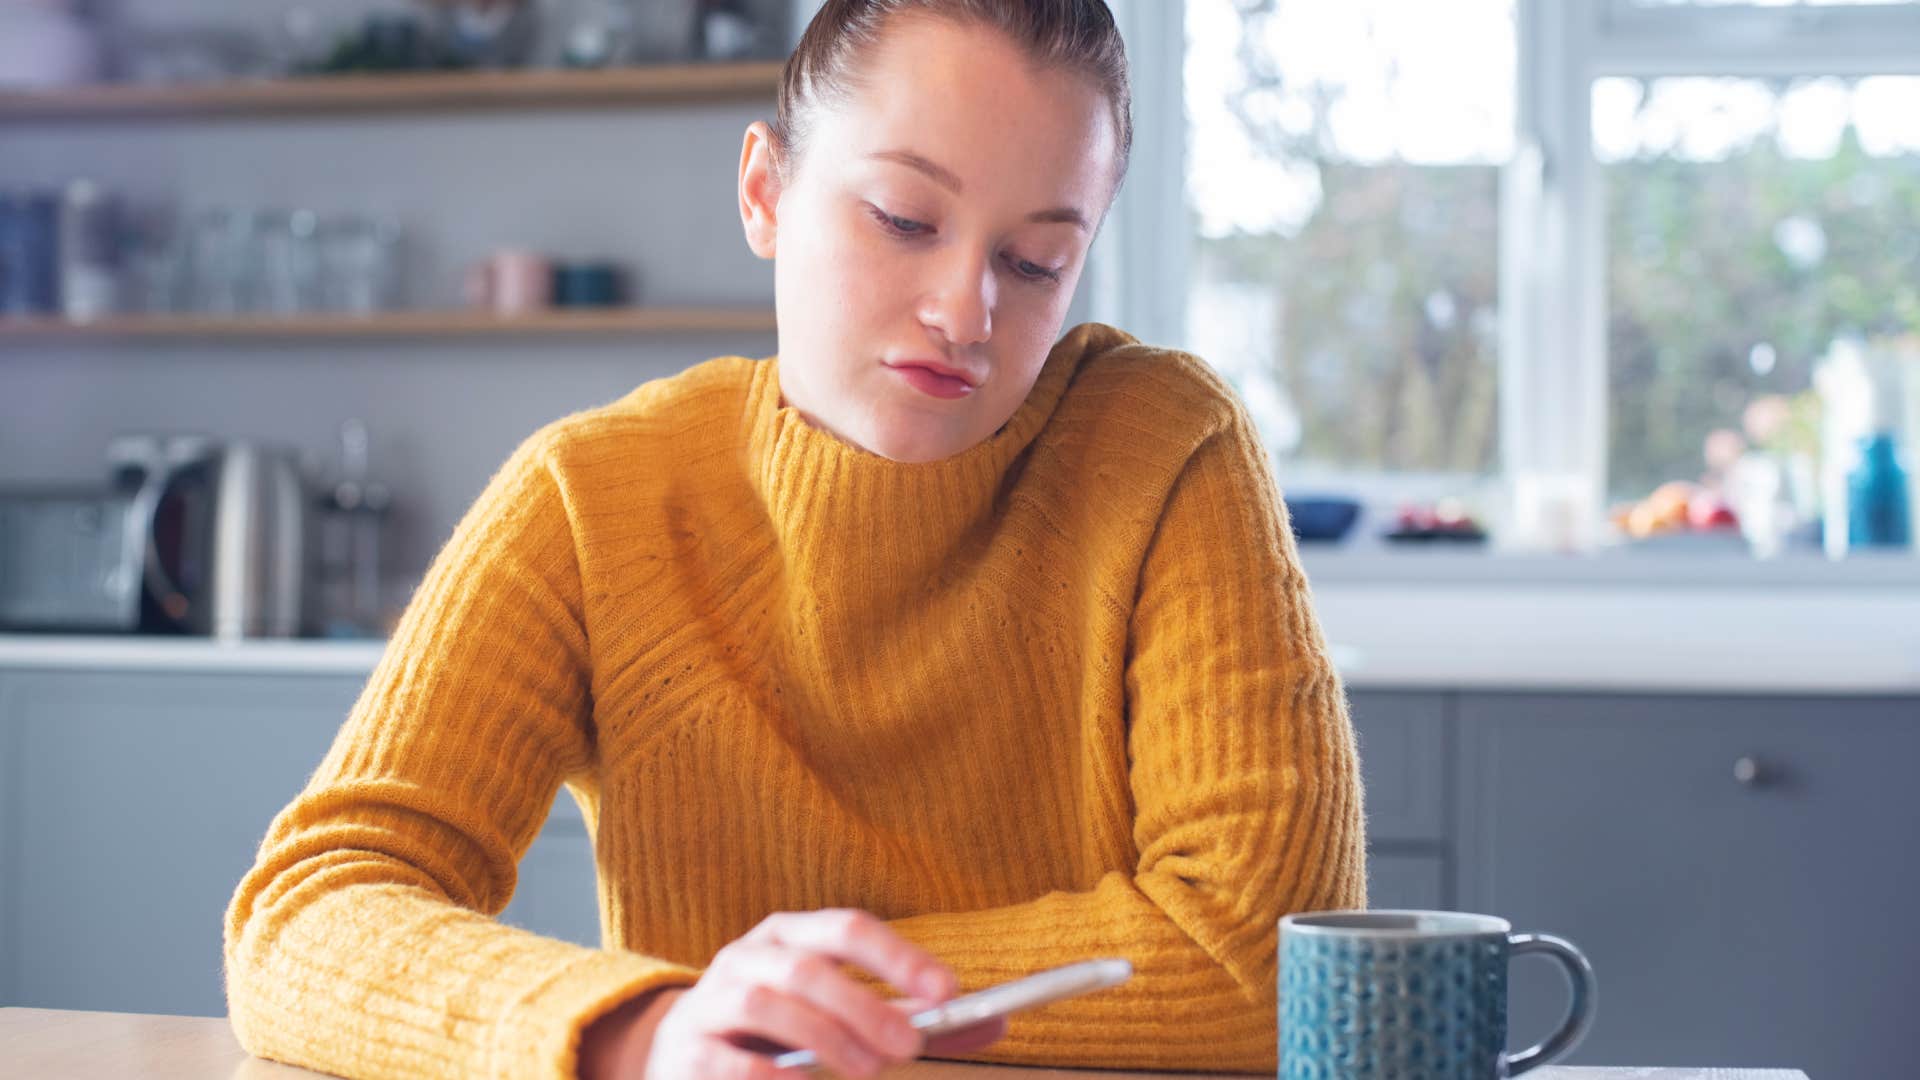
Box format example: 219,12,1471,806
1309,581,1920,693
1,578,1915,693
0,635,386,675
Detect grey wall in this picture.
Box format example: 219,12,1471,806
1,95,781,580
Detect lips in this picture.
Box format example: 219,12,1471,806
887,358,982,388
883,357,975,399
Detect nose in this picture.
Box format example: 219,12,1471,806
918,246,993,346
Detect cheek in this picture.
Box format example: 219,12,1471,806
821,225,918,308
781,230,884,331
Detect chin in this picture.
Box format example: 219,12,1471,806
866,418,972,463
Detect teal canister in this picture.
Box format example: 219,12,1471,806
1279,910,1595,1079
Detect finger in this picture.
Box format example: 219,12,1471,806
924,1016,1009,1058
714,982,884,1079
752,909,957,1002
721,945,924,1064
695,1040,813,1080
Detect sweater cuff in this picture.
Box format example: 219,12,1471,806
491,947,701,1080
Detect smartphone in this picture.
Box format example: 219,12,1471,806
768,957,1133,1071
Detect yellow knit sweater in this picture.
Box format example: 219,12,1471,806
223,321,1366,1079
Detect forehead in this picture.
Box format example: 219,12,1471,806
811,16,1118,205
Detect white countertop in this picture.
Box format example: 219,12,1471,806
2,578,1915,693
1308,583,1919,694
0,635,387,675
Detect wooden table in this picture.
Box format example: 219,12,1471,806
0,1007,1810,1079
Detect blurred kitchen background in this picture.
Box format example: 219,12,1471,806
1,1,1915,1077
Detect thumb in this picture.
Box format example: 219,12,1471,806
889,998,1010,1058
925,1016,1009,1057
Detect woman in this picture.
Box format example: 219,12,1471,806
223,2,1366,1078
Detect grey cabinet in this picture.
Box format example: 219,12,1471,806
501,796,602,948
1456,692,1920,1079
0,669,359,1015
1348,691,1447,844
1349,691,1450,911
1365,851,1446,910
0,667,603,1016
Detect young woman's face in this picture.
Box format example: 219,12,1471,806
738,15,1119,462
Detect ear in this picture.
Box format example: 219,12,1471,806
739,120,783,260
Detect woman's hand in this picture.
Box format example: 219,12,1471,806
578,908,1007,1079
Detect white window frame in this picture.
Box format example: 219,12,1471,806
1082,0,1189,347
1092,0,1920,549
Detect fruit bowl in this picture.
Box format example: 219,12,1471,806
1283,496,1363,543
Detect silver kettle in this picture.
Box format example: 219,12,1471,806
120,435,310,639
206,440,309,639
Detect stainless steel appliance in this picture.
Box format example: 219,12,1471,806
0,435,310,637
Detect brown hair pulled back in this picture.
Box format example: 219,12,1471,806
771,0,1133,199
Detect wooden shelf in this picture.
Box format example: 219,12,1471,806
0,62,785,121
0,308,777,341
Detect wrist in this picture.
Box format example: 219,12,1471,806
577,985,687,1080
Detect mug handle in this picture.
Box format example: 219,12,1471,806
1502,932,1597,1076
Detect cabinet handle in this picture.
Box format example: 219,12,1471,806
1733,756,1764,787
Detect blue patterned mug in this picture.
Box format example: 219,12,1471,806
1278,910,1596,1079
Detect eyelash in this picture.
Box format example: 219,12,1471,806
866,207,1064,285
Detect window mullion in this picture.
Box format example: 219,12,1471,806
1089,0,1189,351
1502,0,1609,551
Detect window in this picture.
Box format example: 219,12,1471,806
1598,75,1920,501
1582,0,1920,554
1103,0,1920,554
1182,0,1514,505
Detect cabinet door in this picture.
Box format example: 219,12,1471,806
1456,692,1920,1079
1366,851,1446,911
1347,691,1446,842
0,669,360,1016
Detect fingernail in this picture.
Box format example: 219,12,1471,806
917,969,952,999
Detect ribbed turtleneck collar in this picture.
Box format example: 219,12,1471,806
741,323,1118,594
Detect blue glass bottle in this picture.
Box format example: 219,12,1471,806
1847,433,1912,548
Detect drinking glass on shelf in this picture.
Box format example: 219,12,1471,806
121,206,185,315
319,214,402,315
256,208,322,315
272,7,337,77
559,0,639,67
187,206,251,315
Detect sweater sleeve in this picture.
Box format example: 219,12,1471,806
222,432,699,1080
883,408,1368,1074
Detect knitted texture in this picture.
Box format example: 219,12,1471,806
223,321,1367,1078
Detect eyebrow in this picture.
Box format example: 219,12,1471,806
865,149,1090,231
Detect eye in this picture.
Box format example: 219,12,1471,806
1010,257,1063,284
869,206,932,237
869,205,1064,286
